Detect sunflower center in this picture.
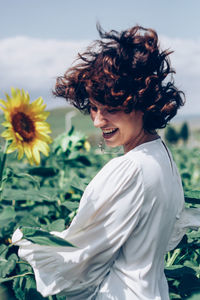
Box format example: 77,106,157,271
12,112,35,142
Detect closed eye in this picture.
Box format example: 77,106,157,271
107,108,120,114
89,105,98,112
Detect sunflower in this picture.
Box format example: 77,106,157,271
0,88,52,165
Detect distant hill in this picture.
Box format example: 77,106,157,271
48,107,99,139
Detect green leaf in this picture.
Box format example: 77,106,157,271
0,206,16,228
24,275,36,292
165,265,195,279
184,261,200,275
0,206,16,220
68,125,74,136
30,205,51,217
187,230,200,239
13,172,40,189
13,275,41,300
184,190,200,204
70,175,87,192
26,287,46,300
0,248,18,278
13,276,26,300
28,167,58,177
76,155,91,166
169,292,181,299
61,201,79,212
0,220,16,239
17,214,41,228
20,227,75,247
52,132,70,154
56,295,66,300
42,219,65,232
187,292,200,300
179,273,200,298
2,167,13,182
0,244,8,257
2,188,57,202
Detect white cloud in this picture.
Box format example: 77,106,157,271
0,35,200,115
0,36,90,108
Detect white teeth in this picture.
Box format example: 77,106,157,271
102,128,117,134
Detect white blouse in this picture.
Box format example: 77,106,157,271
12,138,200,300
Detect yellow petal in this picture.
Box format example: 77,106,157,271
22,89,30,104
37,132,53,144
0,106,6,112
31,97,44,108
32,111,50,121
24,146,33,161
1,121,12,128
1,129,13,140
15,132,23,141
3,111,13,123
35,121,51,131
30,104,46,114
11,87,17,98
6,92,15,109
32,146,40,165
6,143,18,154
35,140,50,156
17,145,24,160
0,99,8,108
5,94,10,101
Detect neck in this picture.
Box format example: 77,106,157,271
123,130,159,153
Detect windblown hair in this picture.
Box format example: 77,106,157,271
54,24,185,131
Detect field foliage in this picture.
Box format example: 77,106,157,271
0,127,200,300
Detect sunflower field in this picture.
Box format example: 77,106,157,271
0,89,200,300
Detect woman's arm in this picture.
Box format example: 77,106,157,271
13,157,143,297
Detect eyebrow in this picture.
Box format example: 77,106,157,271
89,101,96,106
88,99,96,104
89,100,103,107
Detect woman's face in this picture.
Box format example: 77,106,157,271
89,99,146,153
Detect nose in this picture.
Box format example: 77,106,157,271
92,110,107,128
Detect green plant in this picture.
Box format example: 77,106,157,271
164,125,179,145
179,122,190,144
0,125,114,300
0,101,200,299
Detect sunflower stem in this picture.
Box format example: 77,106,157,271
0,272,34,283
0,141,8,201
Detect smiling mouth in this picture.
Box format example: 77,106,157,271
102,128,118,139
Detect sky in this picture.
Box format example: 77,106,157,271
1,0,200,116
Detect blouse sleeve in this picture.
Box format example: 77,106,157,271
166,207,200,252
12,157,144,298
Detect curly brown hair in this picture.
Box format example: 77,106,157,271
54,24,185,132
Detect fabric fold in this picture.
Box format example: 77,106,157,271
11,139,200,300
167,207,200,252
12,157,143,298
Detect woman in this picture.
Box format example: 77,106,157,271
12,25,200,300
